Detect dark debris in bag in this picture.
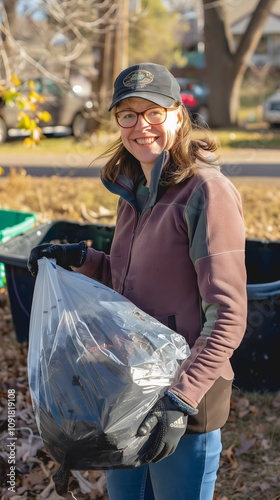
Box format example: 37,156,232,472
0,287,109,500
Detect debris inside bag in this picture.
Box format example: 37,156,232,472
0,287,109,500
28,258,189,475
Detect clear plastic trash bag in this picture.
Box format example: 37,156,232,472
28,258,189,474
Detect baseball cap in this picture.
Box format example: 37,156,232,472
108,63,182,111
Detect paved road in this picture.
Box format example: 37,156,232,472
1,163,280,177
1,165,103,178
222,163,280,177
1,148,279,177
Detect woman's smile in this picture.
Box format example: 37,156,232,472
134,137,158,145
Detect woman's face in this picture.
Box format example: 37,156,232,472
115,98,182,173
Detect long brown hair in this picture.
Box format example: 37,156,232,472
100,103,219,186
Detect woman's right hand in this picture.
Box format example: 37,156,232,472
27,241,87,277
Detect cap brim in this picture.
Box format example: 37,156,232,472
108,92,176,111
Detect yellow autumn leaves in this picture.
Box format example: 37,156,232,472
0,74,51,147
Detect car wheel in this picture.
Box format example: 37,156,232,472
0,117,7,144
72,112,87,139
195,106,210,126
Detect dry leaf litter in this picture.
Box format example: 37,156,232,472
0,169,280,499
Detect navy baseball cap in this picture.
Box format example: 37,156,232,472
109,63,182,111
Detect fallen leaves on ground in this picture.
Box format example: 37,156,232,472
231,177,280,241
1,169,280,241
0,168,118,226
0,169,280,499
215,391,280,500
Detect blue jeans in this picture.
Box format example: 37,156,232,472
106,429,222,500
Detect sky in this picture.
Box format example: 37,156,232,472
16,0,45,20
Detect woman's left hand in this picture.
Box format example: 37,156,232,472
137,395,188,463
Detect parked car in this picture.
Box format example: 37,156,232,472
0,75,94,143
263,87,280,127
176,77,210,125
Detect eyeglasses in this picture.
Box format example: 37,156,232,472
115,106,177,128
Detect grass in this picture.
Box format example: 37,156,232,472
0,135,111,156
213,128,280,150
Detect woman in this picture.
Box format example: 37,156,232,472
28,63,247,500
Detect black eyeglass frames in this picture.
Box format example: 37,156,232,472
115,106,177,128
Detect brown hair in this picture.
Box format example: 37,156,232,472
100,103,219,186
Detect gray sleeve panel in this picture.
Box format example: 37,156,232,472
184,182,224,338
184,185,209,265
200,300,219,337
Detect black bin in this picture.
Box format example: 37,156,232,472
1,230,280,392
0,221,115,343
231,238,280,392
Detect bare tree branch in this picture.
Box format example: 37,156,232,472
233,0,277,71
203,0,277,126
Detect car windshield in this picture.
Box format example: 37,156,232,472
192,84,208,96
177,79,208,96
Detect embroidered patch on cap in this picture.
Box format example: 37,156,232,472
123,70,154,88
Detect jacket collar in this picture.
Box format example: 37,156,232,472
101,150,169,211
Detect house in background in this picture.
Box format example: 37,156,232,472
231,0,280,67
173,0,280,78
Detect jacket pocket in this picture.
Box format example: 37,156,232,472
187,375,233,434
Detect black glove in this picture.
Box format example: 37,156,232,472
27,241,87,277
137,395,188,464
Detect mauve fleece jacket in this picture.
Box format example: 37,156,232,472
75,151,247,433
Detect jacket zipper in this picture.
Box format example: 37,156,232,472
120,184,152,293
101,175,151,295
120,208,148,296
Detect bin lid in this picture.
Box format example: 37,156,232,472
247,280,280,300
0,209,37,244
0,222,52,268
0,220,115,268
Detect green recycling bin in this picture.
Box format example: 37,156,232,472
0,209,37,287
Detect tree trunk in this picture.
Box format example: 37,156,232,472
113,0,129,81
203,0,277,127
203,0,232,126
1,0,18,57
3,0,18,33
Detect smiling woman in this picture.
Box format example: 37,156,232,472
101,66,217,186
112,98,182,186
27,62,248,500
